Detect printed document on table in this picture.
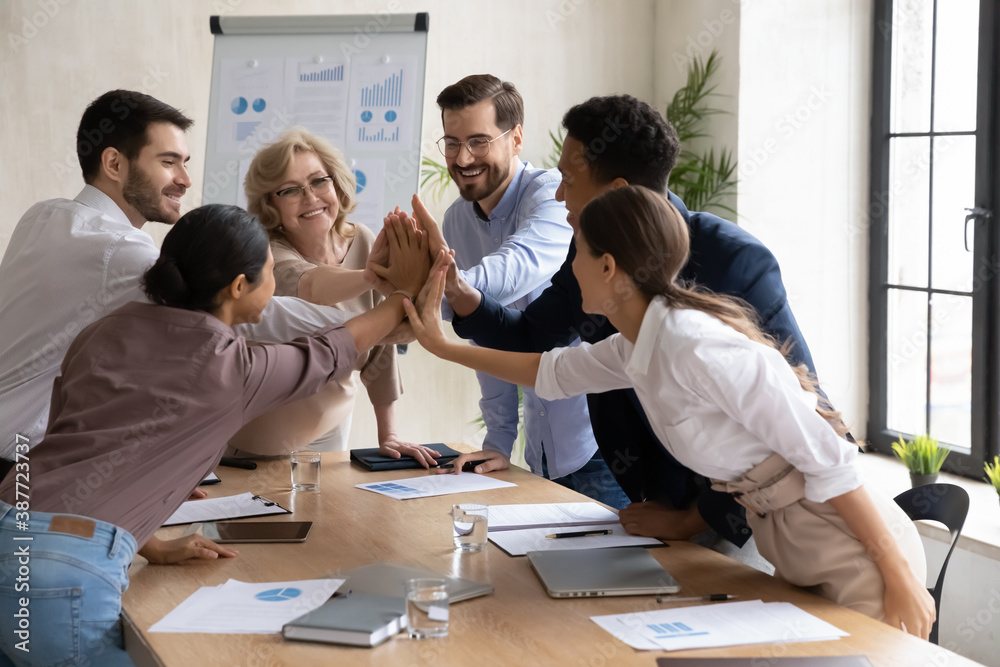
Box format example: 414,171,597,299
591,600,848,651
149,578,344,634
163,492,289,526
488,523,661,556
356,473,516,500
488,502,619,531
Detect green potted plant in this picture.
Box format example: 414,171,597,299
891,434,949,487
985,456,1000,507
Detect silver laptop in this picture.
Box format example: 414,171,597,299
527,547,679,598
340,563,493,602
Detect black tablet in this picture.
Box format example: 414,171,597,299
202,521,312,543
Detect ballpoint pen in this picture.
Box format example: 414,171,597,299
434,459,489,471
655,594,739,603
545,529,613,539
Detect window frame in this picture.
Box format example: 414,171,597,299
868,0,1000,477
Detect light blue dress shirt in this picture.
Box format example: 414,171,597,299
442,161,598,479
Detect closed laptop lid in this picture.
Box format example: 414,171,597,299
341,563,493,602
527,547,679,598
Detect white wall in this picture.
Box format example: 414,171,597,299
0,0,654,450
738,0,872,439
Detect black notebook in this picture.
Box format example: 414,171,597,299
349,443,460,471
282,592,406,647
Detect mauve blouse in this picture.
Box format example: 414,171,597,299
0,301,357,546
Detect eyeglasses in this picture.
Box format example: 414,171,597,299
436,129,511,159
274,175,335,200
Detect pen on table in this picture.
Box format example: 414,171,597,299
545,529,613,539
655,594,739,603
434,459,489,471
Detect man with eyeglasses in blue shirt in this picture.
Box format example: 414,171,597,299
423,75,629,508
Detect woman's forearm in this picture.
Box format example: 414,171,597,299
438,341,541,388
827,485,910,575
297,266,369,306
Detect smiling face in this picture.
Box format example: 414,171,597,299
555,136,614,233
121,122,191,224
442,98,522,207
272,150,340,242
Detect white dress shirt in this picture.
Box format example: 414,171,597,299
0,186,349,457
443,162,598,478
535,296,860,502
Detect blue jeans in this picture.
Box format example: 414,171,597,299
542,450,631,510
0,502,136,666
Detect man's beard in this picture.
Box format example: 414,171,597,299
122,165,178,224
452,160,511,204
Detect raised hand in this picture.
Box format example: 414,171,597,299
364,208,401,296
402,254,451,357
371,213,430,297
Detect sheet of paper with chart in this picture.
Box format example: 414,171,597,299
348,158,386,232
591,600,848,651
356,473,516,500
346,56,417,152
216,57,286,154
283,57,349,150
149,578,344,634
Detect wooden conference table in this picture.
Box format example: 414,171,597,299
121,449,979,667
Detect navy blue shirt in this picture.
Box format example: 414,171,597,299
452,192,817,547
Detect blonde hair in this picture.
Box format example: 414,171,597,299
244,127,357,240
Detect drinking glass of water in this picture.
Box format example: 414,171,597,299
451,503,488,552
405,577,449,639
290,450,321,492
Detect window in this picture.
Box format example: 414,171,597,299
869,0,998,477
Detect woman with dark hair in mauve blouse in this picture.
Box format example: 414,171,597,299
0,203,432,666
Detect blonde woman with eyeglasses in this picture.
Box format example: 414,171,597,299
232,127,438,465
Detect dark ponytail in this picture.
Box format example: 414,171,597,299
579,186,850,438
142,204,270,313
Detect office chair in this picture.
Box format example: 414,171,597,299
893,483,970,645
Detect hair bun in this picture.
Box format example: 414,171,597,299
142,255,190,306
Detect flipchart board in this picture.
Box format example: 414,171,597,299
202,13,429,234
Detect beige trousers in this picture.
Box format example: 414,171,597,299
712,454,926,621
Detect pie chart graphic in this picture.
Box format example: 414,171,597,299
360,110,373,123
252,98,266,112
231,97,248,115
354,169,366,194
255,587,301,602
384,110,397,122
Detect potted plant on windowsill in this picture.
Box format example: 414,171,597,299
892,434,949,487
985,456,1000,507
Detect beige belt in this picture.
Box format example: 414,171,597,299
710,453,806,517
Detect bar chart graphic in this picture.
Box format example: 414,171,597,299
298,64,344,82
360,68,403,107
357,126,400,143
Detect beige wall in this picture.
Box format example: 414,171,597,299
0,0,654,449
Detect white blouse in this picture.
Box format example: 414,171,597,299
535,296,860,503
